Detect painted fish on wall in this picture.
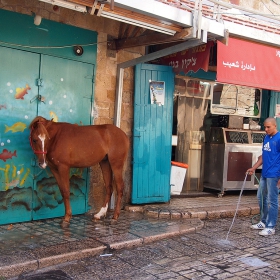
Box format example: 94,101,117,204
0,104,7,110
5,122,27,133
5,179,19,190
15,84,31,99
49,111,58,122
0,149,17,162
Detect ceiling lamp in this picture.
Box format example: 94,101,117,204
39,0,87,13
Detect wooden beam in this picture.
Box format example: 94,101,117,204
69,0,94,6
108,28,193,50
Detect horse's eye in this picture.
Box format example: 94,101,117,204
33,139,37,143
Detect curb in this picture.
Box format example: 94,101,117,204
126,205,260,220
0,246,106,278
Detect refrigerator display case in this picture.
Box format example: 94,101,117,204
203,127,265,196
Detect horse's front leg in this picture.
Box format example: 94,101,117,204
51,166,72,228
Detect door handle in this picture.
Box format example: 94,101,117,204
30,95,45,104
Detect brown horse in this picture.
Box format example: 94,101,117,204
29,116,129,227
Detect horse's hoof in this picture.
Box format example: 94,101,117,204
93,214,101,220
60,220,70,228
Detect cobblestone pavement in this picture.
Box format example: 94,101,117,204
1,194,280,279
8,216,280,280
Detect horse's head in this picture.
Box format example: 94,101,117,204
29,117,51,169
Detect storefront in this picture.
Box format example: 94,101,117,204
159,37,280,195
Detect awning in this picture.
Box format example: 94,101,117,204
159,41,213,75
217,38,280,91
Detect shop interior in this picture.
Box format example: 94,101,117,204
171,76,266,196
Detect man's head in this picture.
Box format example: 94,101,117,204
264,117,277,136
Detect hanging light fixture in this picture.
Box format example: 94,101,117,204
34,14,42,25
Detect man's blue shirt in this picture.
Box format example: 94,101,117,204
262,131,280,178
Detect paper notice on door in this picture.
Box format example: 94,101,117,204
150,81,165,106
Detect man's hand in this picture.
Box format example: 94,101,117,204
246,168,255,175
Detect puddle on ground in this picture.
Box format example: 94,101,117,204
239,257,270,267
216,239,234,246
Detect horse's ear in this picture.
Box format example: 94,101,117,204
46,119,53,128
33,120,41,129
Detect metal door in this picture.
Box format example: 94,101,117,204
132,64,174,204
0,46,38,224
0,47,94,224
32,55,94,220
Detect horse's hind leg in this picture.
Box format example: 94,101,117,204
112,168,125,220
94,159,113,220
109,136,129,220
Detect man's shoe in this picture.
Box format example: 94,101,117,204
259,228,275,236
250,221,265,230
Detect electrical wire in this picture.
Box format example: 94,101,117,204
271,0,280,6
261,0,275,14
0,40,109,49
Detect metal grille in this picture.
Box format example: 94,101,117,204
226,131,249,143
252,132,266,143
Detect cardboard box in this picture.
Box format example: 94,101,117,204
228,115,243,129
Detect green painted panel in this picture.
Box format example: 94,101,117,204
0,9,97,64
33,55,94,220
132,64,174,204
269,91,280,128
0,46,38,224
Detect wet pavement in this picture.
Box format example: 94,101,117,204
0,192,280,279
7,216,280,280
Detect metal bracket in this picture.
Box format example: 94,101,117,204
36,78,43,87
87,0,98,15
30,95,45,104
97,3,105,16
193,0,202,39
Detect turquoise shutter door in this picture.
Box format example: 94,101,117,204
33,55,94,220
132,64,174,204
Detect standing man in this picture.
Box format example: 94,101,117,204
247,117,280,236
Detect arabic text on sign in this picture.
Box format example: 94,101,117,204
222,61,256,71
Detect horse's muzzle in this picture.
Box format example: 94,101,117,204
38,162,48,169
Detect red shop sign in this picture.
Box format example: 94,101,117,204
159,41,213,74
217,37,280,91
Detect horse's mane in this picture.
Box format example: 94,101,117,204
29,116,51,139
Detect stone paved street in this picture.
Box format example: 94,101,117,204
9,216,280,280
